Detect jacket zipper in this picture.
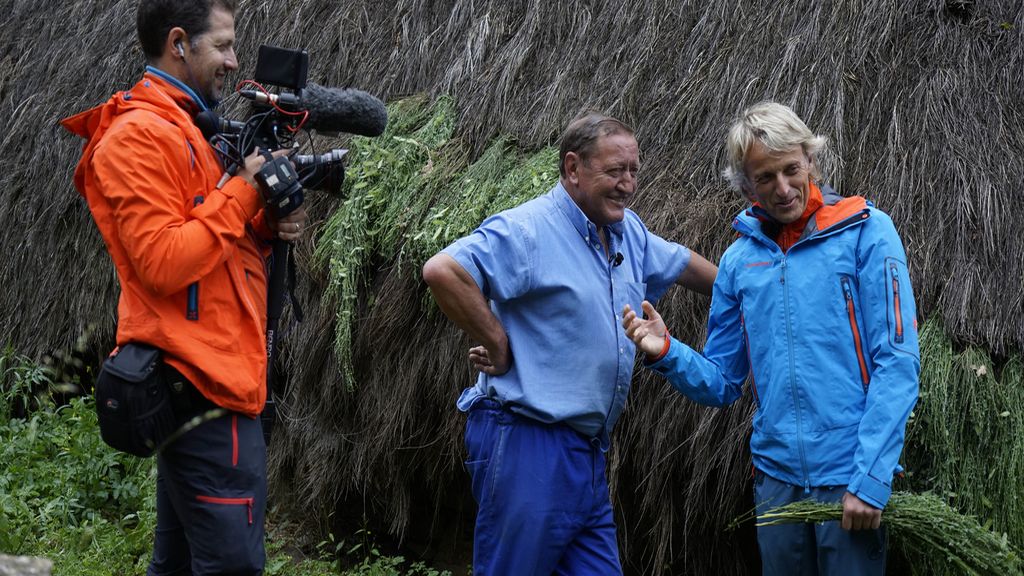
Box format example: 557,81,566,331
841,277,871,389
890,263,904,343
195,495,254,524
782,259,810,492
187,195,205,320
738,209,871,493
740,314,760,406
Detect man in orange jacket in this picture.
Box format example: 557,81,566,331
62,0,306,572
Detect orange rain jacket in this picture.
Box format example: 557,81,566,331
62,71,270,417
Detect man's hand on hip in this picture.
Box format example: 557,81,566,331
842,491,882,530
468,342,511,376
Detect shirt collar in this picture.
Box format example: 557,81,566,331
552,182,625,245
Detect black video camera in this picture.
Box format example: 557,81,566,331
198,47,388,448
197,45,386,218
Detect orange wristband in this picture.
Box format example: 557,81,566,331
646,330,671,363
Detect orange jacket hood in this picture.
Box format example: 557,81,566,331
62,71,204,197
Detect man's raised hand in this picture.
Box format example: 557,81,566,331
622,300,669,358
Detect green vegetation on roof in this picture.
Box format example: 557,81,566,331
316,95,557,390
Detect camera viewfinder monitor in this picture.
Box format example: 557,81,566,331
254,45,309,90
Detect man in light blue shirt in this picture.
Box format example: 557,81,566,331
423,113,716,575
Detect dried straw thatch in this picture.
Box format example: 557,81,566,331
3,0,1023,573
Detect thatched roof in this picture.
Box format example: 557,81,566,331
4,0,1022,573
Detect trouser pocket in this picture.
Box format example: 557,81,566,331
189,491,263,574
195,494,255,525
464,402,507,506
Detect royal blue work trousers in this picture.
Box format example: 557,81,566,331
754,471,887,576
464,399,622,576
147,386,267,576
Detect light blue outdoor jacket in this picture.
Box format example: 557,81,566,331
648,186,920,508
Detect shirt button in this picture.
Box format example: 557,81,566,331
619,348,624,354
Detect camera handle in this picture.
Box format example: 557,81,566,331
261,238,301,446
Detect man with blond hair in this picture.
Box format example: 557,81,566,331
623,101,919,575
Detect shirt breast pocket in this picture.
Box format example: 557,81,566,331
617,281,647,319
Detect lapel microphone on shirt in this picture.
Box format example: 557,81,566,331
611,252,624,267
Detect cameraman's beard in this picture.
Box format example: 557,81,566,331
204,71,231,109
195,74,225,110
181,60,224,110
200,86,221,109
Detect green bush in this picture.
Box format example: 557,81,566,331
0,350,156,568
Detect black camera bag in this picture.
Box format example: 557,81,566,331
94,343,177,457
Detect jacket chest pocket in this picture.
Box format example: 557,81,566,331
840,276,871,391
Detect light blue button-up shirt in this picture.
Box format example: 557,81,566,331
445,182,690,448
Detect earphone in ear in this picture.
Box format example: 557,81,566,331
175,41,185,58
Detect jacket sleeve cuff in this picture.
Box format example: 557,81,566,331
847,472,892,509
251,209,274,242
644,338,678,369
223,176,263,221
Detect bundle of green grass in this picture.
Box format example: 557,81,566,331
746,492,1021,576
731,321,1024,576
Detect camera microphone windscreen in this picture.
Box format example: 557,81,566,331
301,83,387,137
